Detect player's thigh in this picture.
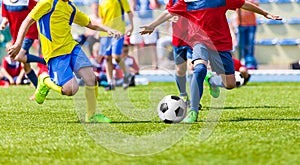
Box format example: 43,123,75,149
209,50,235,75
209,51,235,88
77,66,96,86
48,55,77,95
111,37,124,56
99,37,112,56
70,45,95,86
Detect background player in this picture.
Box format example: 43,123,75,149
1,0,46,99
8,0,122,123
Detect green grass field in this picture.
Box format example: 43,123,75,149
0,82,299,165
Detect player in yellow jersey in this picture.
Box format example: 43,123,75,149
8,0,122,123
98,0,134,90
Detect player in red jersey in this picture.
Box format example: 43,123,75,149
0,0,46,99
140,0,281,122
1,42,27,85
165,0,201,109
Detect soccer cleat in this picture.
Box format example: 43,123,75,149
85,114,112,123
35,73,50,104
182,110,198,123
123,73,133,89
205,71,220,98
243,74,251,85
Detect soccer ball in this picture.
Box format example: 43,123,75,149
157,95,187,123
235,71,245,87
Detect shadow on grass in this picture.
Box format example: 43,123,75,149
221,117,300,122
68,120,162,124
200,105,290,110
46,97,73,101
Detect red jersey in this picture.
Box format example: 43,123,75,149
2,0,38,42
166,0,189,47
232,56,244,71
2,56,23,77
168,0,245,51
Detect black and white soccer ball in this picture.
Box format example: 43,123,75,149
157,95,187,123
235,71,245,87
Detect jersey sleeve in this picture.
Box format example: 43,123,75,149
73,7,90,27
1,57,8,69
165,0,172,9
226,0,245,10
120,0,131,13
2,2,7,17
29,0,52,21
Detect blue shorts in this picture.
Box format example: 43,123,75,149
99,37,124,56
47,45,92,86
192,43,234,75
173,46,192,65
22,38,34,52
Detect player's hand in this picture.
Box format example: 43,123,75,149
8,43,22,59
8,78,15,85
107,29,123,38
125,24,133,36
265,13,282,20
139,25,154,35
0,23,6,30
168,16,179,23
16,77,22,85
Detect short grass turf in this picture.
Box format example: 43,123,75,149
0,82,299,165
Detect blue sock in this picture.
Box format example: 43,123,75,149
26,54,46,65
187,73,193,86
190,64,207,112
27,70,38,88
175,74,187,96
209,75,225,87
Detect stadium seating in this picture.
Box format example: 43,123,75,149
254,0,300,66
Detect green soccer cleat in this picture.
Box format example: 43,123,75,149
35,73,50,104
205,71,220,98
182,110,198,123
85,114,112,123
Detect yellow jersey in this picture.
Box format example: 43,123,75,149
29,0,90,62
98,0,131,36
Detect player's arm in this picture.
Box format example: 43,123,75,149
1,66,14,84
140,10,173,35
85,21,123,38
126,11,134,36
8,16,36,57
241,1,282,20
16,67,26,85
0,17,9,30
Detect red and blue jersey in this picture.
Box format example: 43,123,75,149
2,0,38,42
168,0,245,51
166,0,190,47
2,56,23,77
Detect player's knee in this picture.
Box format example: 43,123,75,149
194,63,207,75
62,85,79,96
176,66,186,76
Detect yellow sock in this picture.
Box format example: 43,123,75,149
85,85,97,119
44,77,62,94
